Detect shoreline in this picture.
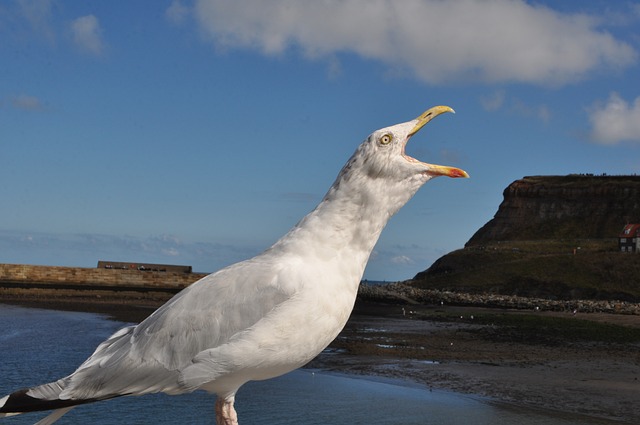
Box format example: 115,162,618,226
310,302,640,424
1,298,638,423
358,282,640,315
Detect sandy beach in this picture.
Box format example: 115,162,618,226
4,297,639,423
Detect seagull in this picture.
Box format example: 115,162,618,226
0,106,468,425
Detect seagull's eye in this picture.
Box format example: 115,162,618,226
379,134,392,145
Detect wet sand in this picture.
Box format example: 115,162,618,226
3,297,639,423
309,302,640,424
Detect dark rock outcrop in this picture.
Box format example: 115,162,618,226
467,175,640,245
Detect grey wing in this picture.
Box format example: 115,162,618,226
51,259,293,400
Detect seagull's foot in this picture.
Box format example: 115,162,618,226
215,396,239,425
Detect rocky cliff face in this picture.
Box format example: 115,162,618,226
467,175,640,245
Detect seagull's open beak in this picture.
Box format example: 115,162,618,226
406,105,469,179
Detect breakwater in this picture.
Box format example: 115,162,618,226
0,263,207,303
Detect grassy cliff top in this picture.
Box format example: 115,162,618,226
410,239,640,302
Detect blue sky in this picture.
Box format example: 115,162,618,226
1,0,639,280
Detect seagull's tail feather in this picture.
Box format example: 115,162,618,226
34,406,75,425
0,379,115,423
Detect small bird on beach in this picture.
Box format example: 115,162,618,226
0,106,467,425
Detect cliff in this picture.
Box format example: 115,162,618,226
467,175,640,245
409,175,640,302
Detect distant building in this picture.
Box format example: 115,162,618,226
618,224,640,253
97,261,192,273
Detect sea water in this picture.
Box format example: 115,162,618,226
0,304,622,425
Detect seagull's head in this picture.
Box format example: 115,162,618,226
328,105,468,216
343,105,468,189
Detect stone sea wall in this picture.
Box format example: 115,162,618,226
0,263,207,302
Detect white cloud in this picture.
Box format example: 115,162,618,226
537,106,551,124
391,255,414,265
588,92,640,144
166,0,190,26
481,90,551,123
511,98,551,124
70,14,105,56
17,0,55,41
481,90,506,111
187,0,637,85
0,230,260,274
11,94,44,111
162,247,181,257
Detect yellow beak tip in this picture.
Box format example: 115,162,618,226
453,169,470,178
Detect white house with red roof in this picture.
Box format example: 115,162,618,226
619,224,640,253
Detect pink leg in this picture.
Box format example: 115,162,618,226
215,396,239,425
